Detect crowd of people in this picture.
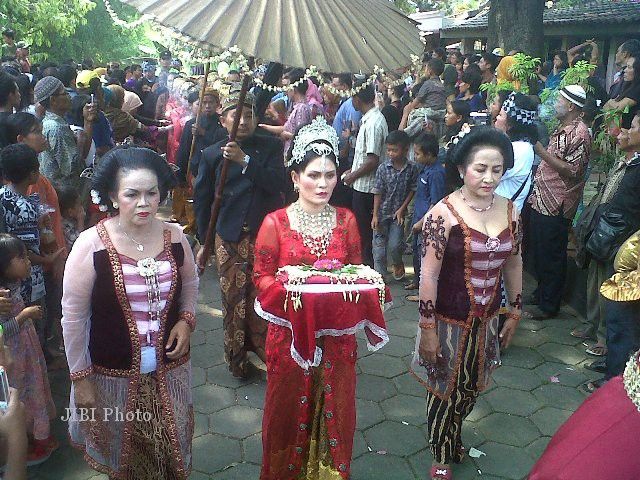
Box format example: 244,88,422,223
0,26,639,479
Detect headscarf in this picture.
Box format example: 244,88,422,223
496,56,521,90
107,85,126,109
122,90,143,113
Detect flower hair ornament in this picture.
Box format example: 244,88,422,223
445,122,472,151
287,116,340,168
90,189,109,212
502,92,537,126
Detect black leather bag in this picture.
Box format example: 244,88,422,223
574,191,603,269
585,206,630,263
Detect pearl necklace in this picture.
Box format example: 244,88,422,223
119,219,146,252
460,187,495,212
290,202,335,259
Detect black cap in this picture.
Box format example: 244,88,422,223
160,50,172,60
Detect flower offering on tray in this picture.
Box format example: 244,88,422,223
276,259,386,311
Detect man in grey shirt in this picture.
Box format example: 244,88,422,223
415,58,447,110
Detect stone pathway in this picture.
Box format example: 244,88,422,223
29,264,596,480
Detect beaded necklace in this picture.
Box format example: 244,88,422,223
290,201,335,259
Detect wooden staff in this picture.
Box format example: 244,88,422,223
185,59,211,185
200,72,251,267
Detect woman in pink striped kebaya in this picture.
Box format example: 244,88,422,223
410,126,523,480
61,146,199,479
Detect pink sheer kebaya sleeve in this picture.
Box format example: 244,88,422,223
418,203,452,329
177,228,199,330
503,203,523,319
61,229,98,381
253,213,281,292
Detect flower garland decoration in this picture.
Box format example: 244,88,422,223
254,65,320,93
90,189,108,212
103,0,150,29
276,263,386,312
445,123,472,151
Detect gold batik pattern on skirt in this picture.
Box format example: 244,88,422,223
426,318,481,465
215,232,267,376
110,374,178,480
300,366,344,480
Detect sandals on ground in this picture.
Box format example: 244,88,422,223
430,465,452,480
404,281,418,290
585,344,607,357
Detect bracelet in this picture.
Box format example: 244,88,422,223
178,311,197,332
419,322,437,329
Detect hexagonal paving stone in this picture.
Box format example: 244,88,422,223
510,328,548,348
356,374,397,402
380,394,426,426
386,318,420,339
194,412,209,438
213,463,261,479
484,387,543,416
518,317,545,331
351,453,415,480
530,407,573,436
393,372,426,397
235,382,266,409
356,398,385,430
206,364,255,388
461,421,486,448
474,441,536,479
379,334,414,358
500,345,545,369
352,430,369,459
364,421,427,456
192,433,242,474
359,353,407,378
193,384,236,414
476,413,541,447
193,366,206,387
537,325,584,346
210,405,263,439
191,342,226,369
533,384,587,411
527,436,552,462
188,470,210,480
492,365,545,391
532,362,588,387
242,432,263,465
465,396,492,422
537,342,586,365
191,328,207,346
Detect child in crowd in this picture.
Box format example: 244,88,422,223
371,130,419,279
0,233,57,466
56,185,84,251
0,144,63,350
405,133,445,301
443,100,472,194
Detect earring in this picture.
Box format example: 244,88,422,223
293,184,299,192
459,173,463,180
112,201,119,209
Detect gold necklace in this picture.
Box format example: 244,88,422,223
119,219,145,252
290,202,335,259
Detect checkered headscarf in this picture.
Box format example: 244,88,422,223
502,92,537,126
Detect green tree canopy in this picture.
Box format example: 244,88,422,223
1,0,95,48
41,0,151,65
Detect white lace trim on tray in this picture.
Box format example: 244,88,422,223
254,298,390,370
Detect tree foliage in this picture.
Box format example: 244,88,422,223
393,0,481,15
0,0,95,48
40,0,151,64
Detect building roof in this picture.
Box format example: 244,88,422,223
442,0,640,32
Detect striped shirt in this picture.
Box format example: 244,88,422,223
469,228,513,314
352,107,388,194
119,253,172,347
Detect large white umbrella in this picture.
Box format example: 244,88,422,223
120,0,423,72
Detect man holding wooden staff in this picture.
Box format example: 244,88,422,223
194,87,286,378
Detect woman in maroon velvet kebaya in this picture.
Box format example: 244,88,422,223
411,127,523,480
